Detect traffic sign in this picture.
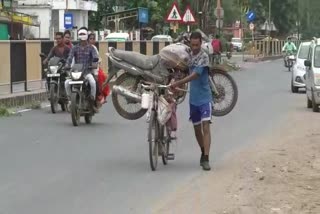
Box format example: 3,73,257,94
246,10,256,22
216,19,223,28
166,2,182,22
214,8,224,18
249,22,254,30
182,5,196,23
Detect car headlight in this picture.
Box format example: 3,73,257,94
71,72,82,80
49,66,59,74
314,73,320,85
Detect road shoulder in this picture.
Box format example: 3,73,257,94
153,105,320,213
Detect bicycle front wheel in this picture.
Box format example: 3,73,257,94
161,126,170,165
148,110,159,171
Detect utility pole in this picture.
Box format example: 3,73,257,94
297,0,300,40
267,0,271,56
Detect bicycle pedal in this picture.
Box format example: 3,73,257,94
167,153,175,160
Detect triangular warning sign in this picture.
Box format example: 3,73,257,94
182,6,196,23
166,3,182,22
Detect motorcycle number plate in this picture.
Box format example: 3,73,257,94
69,81,84,85
47,73,60,77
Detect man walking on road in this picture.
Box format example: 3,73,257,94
170,31,213,171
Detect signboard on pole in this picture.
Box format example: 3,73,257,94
249,22,254,30
64,13,73,29
166,2,182,22
138,8,149,23
182,6,196,24
246,10,256,22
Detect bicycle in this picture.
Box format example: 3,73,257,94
141,82,186,171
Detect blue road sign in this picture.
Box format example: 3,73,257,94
138,8,149,23
64,13,73,29
246,10,256,22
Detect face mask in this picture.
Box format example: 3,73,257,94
78,29,88,41
78,34,88,41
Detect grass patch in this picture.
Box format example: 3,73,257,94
25,101,42,109
0,106,13,117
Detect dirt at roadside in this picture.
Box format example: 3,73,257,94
153,106,320,214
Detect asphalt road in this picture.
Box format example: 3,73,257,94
0,59,304,214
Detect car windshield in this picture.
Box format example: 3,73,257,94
314,46,320,67
298,45,309,59
232,38,241,43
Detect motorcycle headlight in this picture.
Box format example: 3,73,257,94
49,66,59,74
71,71,82,80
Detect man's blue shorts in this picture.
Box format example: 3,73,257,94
189,102,212,125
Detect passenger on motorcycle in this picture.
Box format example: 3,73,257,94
64,27,99,112
42,32,70,65
87,33,110,106
64,30,73,49
282,37,297,67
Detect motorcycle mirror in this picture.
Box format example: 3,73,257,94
39,53,46,58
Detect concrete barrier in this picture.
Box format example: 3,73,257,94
0,40,171,97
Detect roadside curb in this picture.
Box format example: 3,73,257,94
0,82,116,109
244,55,282,63
0,90,48,108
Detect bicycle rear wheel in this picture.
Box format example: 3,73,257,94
148,110,159,171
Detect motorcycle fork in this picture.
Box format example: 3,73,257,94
209,76,219,96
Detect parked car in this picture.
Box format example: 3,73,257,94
105,33,130,42
151,35,173,42
231,37,243,52
291,41,310,93
304,38,320,112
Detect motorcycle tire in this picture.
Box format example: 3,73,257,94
49,84,58,114
84,114,92,124
71,93,81,126
112,73,147,120
210,68,238,117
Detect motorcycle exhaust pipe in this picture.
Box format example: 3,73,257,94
112,85,142,102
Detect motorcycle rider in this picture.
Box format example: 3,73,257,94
64,27,99,112
42,32,70,65
42,32,70,91
282,37,297,67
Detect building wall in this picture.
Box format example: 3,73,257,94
16,7,52,39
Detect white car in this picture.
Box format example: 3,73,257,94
231,37,243,52
151,35,173,42
291,41,310,93
305,38,320,112
105,33,130,42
